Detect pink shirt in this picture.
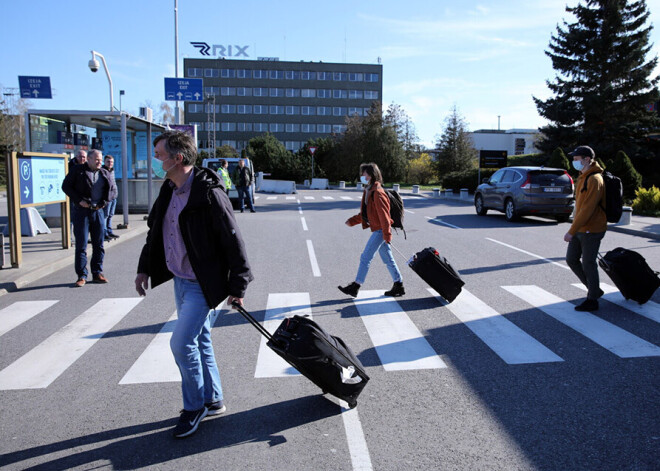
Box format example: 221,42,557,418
162,171,196,280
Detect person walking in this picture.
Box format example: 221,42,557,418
338,162,404,298
217,159,232,195
135,131,253,439
61,149,112,287
233,158,255,212
102,155,119,241
564,145,607,311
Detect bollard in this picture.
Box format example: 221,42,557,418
460,188,470,200
615,206,633,225
0,233,4,269
303,179,310,187
356,182,363,191
432,188,440,197
393,184,400,192
444,189,453,197
339,181,345,189
412,185,420,194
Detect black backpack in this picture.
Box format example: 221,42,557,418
373,189,406,238
582,171,624,223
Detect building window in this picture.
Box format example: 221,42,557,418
318,124,332,133
349,90,363,99
253,70,267,79
333,89,348,99
237,105,252,114
333,124,347,133
333,107,347,116
204,87,219,96
317,89,332,98
269,70,284,79
349,73,363,82
221,69,236,78
301,124,316,133
286,88,301,97
285,70,300,80
333,72,348,81
270,88,285,97
188,104,204,113
204,68,219,77
348,107,363,116
364,90,379,99
236,69,252,78
221,122,236,131
317,106,331,115
300,71,315,80
317,71,331,81
221,104,236,114
286,123,300,132
253,87,268,97
221,87,236,96
269,105,284,115
301,106,316,116
204,104,220,113
285,141,301,151
254,123,268,132
269,123,285,132
365,73,379,82
301,89,316,98
237,122,253,131
286,106,300,115
237,87,252,96
187,68,202,77
253,105,268,114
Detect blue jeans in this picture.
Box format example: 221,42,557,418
237,185,254,211
71,205,105,279
566,231,605,300
171,277,223,411
355,230,402,285
103,199,117,236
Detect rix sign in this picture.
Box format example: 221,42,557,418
190,42,249,58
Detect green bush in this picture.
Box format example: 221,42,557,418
632,186,660,215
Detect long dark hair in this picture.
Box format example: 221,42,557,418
360,162,383,185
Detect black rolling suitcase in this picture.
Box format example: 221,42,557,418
598,247,660,305
407,247,465,303
232,303,369,408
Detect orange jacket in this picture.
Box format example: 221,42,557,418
346,182,394,243
569,163,607,235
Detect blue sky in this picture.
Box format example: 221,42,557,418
2,0,660,148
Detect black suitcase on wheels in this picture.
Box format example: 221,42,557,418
232,303,369,408
598,247,660,305
408,247,465,303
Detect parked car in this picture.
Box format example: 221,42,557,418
474,166,574,222
202,157,256,208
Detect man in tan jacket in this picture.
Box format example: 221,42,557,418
564,145,607,311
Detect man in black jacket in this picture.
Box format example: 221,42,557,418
232,158,256,213
135,131,253,439
62,149,112,287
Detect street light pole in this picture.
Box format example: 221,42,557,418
174,0,180,124
90,50,114,112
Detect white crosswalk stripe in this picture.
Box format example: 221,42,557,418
286,196,296,200
254,293,312,377
266,196,277,200
340,196,353,200
304,196,315,200
503,285,660,358
0,300,58,338
435,289,563,364
323,196,334,200
0,298,143,390
572,283,660,324
353,290,447,371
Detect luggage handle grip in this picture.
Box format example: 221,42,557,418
231,301,274,342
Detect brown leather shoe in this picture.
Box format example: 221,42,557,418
92,273,108,283
74,278,86,288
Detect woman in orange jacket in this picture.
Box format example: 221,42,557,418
338,162,404,298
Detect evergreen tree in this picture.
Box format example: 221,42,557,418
434,105,477,175
608,150,643,199
534,0,660,161
547,147,571,172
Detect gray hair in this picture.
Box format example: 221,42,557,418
88,149,103,159
153,131,197,166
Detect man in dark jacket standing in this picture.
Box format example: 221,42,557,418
62,149,112,287
135,131,253,439
232,158,256,213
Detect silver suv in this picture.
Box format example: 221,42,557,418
474,166,574,222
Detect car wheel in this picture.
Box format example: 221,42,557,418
475,194,488,216
504,199,518,222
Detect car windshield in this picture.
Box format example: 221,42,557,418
529,170,570,185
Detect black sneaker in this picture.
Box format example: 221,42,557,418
172,407,208,438
384,281,405,297
204,400,226,417
338,282,360,298
575,299,599,312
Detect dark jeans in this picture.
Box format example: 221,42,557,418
103,198,117,236
72,205,105,279
236,186,254,211
566,231,605,300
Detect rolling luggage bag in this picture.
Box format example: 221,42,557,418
407,247,465,303
598,247,660,305
232,303,369,408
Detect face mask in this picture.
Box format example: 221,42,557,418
572,159,584,171
360,176,369,185
152,157,173,178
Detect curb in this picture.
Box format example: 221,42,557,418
607,225,660,241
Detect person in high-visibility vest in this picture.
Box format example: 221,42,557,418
218,159,232,194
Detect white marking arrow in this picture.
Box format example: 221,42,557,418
23,186,30,199
32,90,40,98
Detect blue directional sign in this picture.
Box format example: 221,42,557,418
18,76,52,99
18,156,67,206
164,78,204,102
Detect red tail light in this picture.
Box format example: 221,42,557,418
520,174,531,189
564,170,574,186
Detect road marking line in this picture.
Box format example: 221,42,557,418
433,288,562,364
353,291,446,370
286,196,296,200
267,196,277,200
425,216,461,229
572,283,660,324
405,209,415,214
0,298,143,390
323,397,373,471
0,300,58,338
301,217,308,231
306,240,321,277
255,293,312,378
323,196,334,200
298,206,303,215
487,238,569,270
503,285,660,358
304,196,315,200
340,196,353,200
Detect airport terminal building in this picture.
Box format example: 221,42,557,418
183,58,383,152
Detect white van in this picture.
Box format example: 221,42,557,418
202,157,256,208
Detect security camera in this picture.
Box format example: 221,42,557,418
88,59,100,73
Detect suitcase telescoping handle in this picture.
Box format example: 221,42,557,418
231,301,274,342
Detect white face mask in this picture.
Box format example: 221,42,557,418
360,175,369,185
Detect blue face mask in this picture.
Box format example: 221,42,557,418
572,159,584,171
152,157,174,178
360,176,370,185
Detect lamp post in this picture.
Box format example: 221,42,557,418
89,50,114,112
119,90,125,112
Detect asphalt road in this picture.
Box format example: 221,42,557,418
0,190,658,471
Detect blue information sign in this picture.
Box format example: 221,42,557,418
18,156,67,206
164,78,204,102
18,76,52,99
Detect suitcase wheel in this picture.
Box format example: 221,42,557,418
348,401,357,409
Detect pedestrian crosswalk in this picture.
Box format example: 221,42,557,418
0,284,658,390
